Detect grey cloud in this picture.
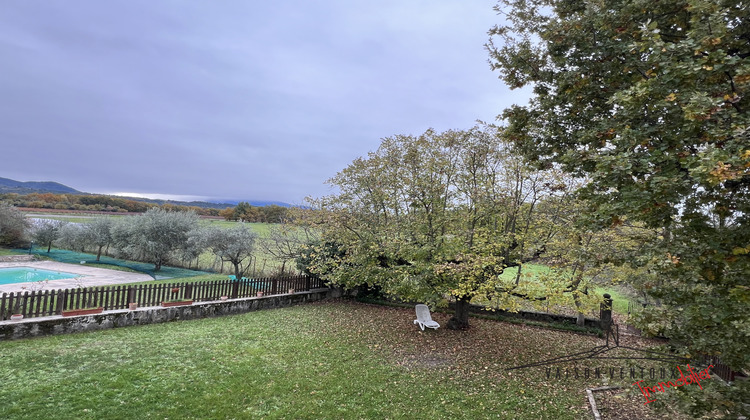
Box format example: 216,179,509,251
0,1,524,203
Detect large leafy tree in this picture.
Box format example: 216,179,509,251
309,126,581,329
489,0,749,414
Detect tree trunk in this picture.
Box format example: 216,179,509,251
96,245,103,261
47,242,52,253
233,263,242,281
447,296,471,330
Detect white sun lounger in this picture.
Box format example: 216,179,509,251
413,304,440,330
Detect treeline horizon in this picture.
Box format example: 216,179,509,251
0,192,292,223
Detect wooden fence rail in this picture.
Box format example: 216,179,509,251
0,275,325,321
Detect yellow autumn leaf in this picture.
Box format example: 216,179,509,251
665,93,677,101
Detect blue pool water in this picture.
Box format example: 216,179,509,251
0,267,79,285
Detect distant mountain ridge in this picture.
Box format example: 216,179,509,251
0,177,81,194
0,177,291,208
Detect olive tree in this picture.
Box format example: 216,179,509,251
86,217,113,261
0,203,29,247
57,223,88,252
32,219,66,253
198,224,258,280
111,208,198,271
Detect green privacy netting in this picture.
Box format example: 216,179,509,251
17,248,208,280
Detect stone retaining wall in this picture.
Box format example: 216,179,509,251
0,288,342,340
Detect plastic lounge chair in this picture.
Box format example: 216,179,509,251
228,275,237,281
413,304,440,330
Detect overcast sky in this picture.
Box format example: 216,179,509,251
0,1,528,205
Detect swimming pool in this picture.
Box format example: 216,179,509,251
0,267,80,285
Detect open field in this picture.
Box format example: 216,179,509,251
0,301,689,419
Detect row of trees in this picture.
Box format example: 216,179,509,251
218,202,290,223
1,205,313,279
25,209,250,273
0,207,249,275
0,192,223,216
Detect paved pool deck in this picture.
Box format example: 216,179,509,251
0,261,153,294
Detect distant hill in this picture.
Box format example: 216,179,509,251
0,177,81,194
0,177,291,209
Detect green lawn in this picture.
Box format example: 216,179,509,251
0,248,18,256
121,273,230,286
592,286,631,315
0,301,680,419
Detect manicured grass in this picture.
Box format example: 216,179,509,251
0,301,678,419
0,248,20,256
120,273,229,286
